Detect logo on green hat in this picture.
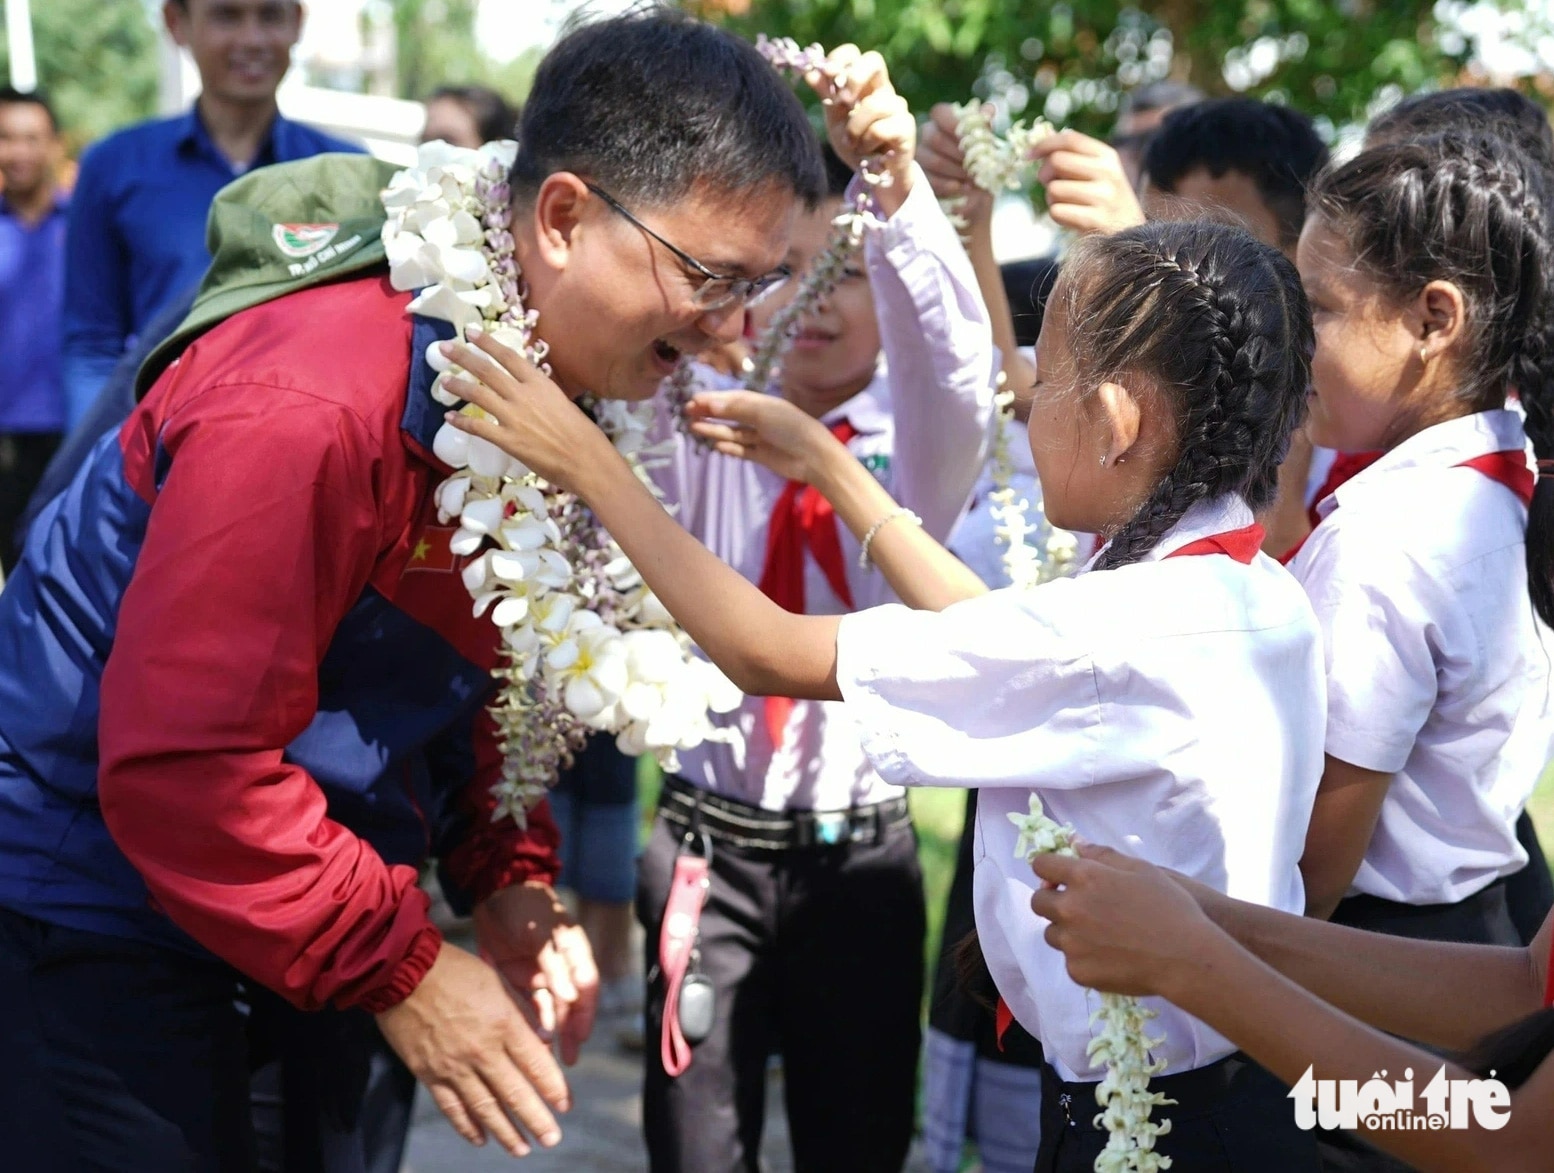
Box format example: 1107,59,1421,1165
273,222,340,259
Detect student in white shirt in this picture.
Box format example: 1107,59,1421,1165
434,216,1326,1172
1012,842,1554,1173
561,48,997,1170
1290,131,1554,949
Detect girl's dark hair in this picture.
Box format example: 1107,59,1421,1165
1367,88,1554,164
1309,132,1554,626
1060,220,1314,571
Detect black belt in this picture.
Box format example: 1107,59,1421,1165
1045,1051,1265,1127
659,774,910,852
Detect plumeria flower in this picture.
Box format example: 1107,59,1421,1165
544,612,629,719
383,127,767,832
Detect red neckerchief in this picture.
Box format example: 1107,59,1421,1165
757,419,859,747
1281,448,1532,566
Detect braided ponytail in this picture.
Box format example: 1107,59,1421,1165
1059,222,1313,571
1311,131,1554,626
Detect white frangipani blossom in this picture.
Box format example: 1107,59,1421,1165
940,102,1054,232
1010,794,1174,1171
989,380,1079,589
381,138,737,827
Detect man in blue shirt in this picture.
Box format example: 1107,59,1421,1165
61,0,360,428
0,87,68,572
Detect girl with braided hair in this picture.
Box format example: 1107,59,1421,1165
433,215,1326,1171
1290,132,1554,964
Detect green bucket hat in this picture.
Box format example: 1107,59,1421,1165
136,152,403,396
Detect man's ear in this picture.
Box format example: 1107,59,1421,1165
163,1,191,48
1096,380,1142,465
528,173,593,273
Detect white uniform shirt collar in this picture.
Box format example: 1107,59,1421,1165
1083,493,1256,571
1319,409,1527,521
820,370,891,435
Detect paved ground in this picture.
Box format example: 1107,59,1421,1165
402,905,932,1172
401,1013,804,1173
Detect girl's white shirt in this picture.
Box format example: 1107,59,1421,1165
836,493,1326,1080
1289,409,1554,906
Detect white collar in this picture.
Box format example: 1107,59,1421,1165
1081,494,1255,573
1321,409,1527,521
820,370,892,435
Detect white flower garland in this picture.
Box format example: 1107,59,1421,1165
748,36,890,396
1009,794,1175,1172
382,139,741,824
989,379,1079,588
941,101,1052,232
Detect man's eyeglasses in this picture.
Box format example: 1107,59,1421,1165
584,182,791,312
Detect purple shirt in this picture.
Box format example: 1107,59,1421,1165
0,191,69,433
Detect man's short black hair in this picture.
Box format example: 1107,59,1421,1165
1143,98,1328,248
0,86,57,133
1368,87,1554,163
427,84,518,145
511,6,824,210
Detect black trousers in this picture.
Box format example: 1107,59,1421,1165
1034,1052,1320,1172
638,805,926,1173
0,431,61,572
0,906,415,1173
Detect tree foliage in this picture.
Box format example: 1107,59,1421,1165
0,0,159,149
390,0,541,105
691,0,1483,138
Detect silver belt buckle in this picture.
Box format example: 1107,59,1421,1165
813,810,848,846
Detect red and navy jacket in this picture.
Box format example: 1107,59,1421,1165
0,273,559,1012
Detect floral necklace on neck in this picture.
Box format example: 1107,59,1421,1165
381,139,740,824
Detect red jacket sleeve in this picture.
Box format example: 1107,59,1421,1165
439,708,563,907
98,384,441,1013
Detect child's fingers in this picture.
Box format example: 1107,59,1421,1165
1030,129,1115,162
687,389,767,424
440,373,508,418
1029,883,1064,922
443,407,506,448
462,326,544,382
1038,151,1121,186
442,339,522,396
687,420,756,447
847,99,913,160
1029,851,1085,886
840,49,889,105
1042,178,1114,207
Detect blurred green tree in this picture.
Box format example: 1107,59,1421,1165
690,0,1484,138
390,0,540,105
0,0,159,150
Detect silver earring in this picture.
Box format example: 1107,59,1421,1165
1099,455,1107,467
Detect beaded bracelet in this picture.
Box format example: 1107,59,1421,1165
858,507,923,570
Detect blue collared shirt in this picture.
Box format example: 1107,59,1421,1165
0,192,69,433
60,106,362,427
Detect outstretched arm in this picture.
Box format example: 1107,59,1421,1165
684,389,989,611
1031,847,1554,1173
442,333,844,701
